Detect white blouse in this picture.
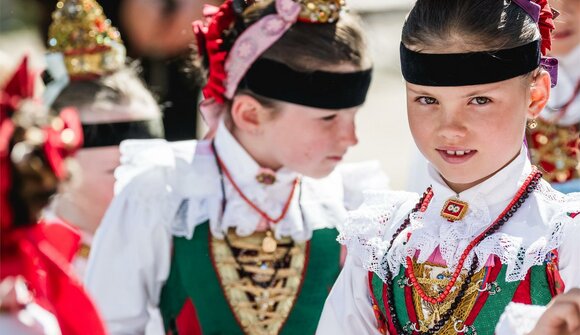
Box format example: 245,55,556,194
317,147,580,334
84,121,389,334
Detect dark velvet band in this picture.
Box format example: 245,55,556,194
239,59,372,109
400,40,541,86
82,118,164,148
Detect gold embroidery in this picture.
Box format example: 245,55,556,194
77,243,91,259
411,262,486,334
528,119,580,183
211,229,306,335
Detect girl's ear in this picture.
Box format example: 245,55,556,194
230,95,268,134
527,70,550,119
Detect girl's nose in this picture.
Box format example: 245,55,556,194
438,108,468,140
341,120,359,147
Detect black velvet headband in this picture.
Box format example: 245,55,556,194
82,118,164,148
239,59,373,109
400,40,541,86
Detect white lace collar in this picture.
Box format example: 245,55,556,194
340,146,575,283
426,147,529,211
398,147,530,267
387,147,571,281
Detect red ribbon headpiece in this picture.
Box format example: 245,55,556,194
0,57,83,230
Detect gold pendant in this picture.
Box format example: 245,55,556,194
256,168,276,185
440,198,469,222
261,231,277,253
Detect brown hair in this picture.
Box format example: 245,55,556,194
52,64,161,116
51,64,164,143
402,0,540,52
8,108,63,227
257,13,371,72
190,1,371,107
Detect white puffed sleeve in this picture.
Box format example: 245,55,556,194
318,190,417,334
84,140,185,335
316,254,382,335
338,161,390,210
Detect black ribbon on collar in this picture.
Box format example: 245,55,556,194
239,58,372,109
400,40,541,86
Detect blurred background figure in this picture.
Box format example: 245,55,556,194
0,56,106,335
118,0,222,139
41,0,165,275
526,0,580,193
33,0,222,140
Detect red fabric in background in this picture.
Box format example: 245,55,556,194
1,221,107,335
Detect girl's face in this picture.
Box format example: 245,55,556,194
260,103,359,178
551,0,580,56
55,146,119,233
53,104,160,233
407,77,533,192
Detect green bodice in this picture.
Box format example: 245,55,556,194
159,221,341,335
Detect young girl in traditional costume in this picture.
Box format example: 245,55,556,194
85,0,385,334
318,0,580,334
527,0,580,193
0,57,106,335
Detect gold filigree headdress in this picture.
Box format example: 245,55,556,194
47,0,125,80
297,0,344,23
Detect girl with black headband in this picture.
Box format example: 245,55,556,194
84,0,387,334
318,0,580,334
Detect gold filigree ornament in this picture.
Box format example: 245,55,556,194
411,262,485,334
297,0,345,23
261,231,278,253
440,198,469,222
527,118,580,184
47,0,125,80
212,229,306,335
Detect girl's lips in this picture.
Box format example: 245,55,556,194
436,149,477,164
327,156,344,162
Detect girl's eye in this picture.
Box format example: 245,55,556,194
321,114,337,121
416,96,438,105
470,97,491,105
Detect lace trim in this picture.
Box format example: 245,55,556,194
341,183,579,283
337,190,418,283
